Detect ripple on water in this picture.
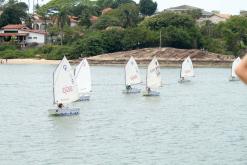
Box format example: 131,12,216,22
0,66,247,164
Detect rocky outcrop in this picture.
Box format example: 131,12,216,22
86,47,235,67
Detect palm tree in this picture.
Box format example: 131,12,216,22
57,8,70,45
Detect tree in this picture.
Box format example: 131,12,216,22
53,8,71,45
216,16,247,56
0,0,28,27
108,3,140,28
122,27,159,49
38,0,96,15
111,0,135,8
139,0,157,16
162,26,193,49
184,9,202,20
69,3,100,17
96,0,114,10
91,15,121,30
101,29,124,52
140,12,196,30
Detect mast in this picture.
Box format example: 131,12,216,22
146,65,148,90
180,63,182,79
231,61,233,78
124,62,127,87
52,71,55,104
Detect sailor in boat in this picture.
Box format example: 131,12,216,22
147,87,151,94
58,103,64,109
126,85,132,90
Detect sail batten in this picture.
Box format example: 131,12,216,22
75,58,92,94
181,56,194,78
146,57,161,89
53,56,79,104
125,56,142,86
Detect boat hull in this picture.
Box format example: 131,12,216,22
79,95,90,101
123,88,141,94
48,107,80,116
178,78,191,83
143,90,160,96
229,77,239,81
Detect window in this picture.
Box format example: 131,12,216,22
28,37,32,39
33,37,37,39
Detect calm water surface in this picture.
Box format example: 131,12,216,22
0,64,247,165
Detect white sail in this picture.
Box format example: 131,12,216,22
53,56,79,104
125,56,142,86
231,57,241,78
146,57,161,89
181,56,194,78
75,58,92,94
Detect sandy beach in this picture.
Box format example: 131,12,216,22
0,58,60,65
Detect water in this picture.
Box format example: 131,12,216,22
0,64,247,165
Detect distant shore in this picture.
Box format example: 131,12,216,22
0,58,232,67
86,59,233,67
0,47,235,67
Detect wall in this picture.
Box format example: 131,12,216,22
19,30,45,44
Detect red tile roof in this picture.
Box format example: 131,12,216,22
1,24,47,35
2,24,29,30
69,16,79,23
102,8,112,15
90,16,98,24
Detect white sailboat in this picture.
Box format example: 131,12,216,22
178,56,194,83
123,56,142,93
74,58,92,101
143,57,161,96
48,56,80,116
229,57,241,81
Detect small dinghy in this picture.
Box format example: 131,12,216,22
178,56,194,83
48,56,80,116
229,57,241,81
123,56,142,94
143,57,161,96
74,58,92,101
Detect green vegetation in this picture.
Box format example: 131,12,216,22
139,0,157,16
1,0,247,59
0,0,29,27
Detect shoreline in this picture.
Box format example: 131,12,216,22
0,58,232,67
86,59,233,68
0,48,235,67
0,58,60,65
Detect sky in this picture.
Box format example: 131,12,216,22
21,0,247,15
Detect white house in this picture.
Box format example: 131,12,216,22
164,5,213,18
19,29,46,44
164,5,231,25
32,13,54,30
197,13,231,24
0,24,47,47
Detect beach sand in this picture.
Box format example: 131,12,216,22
0,58,59,65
